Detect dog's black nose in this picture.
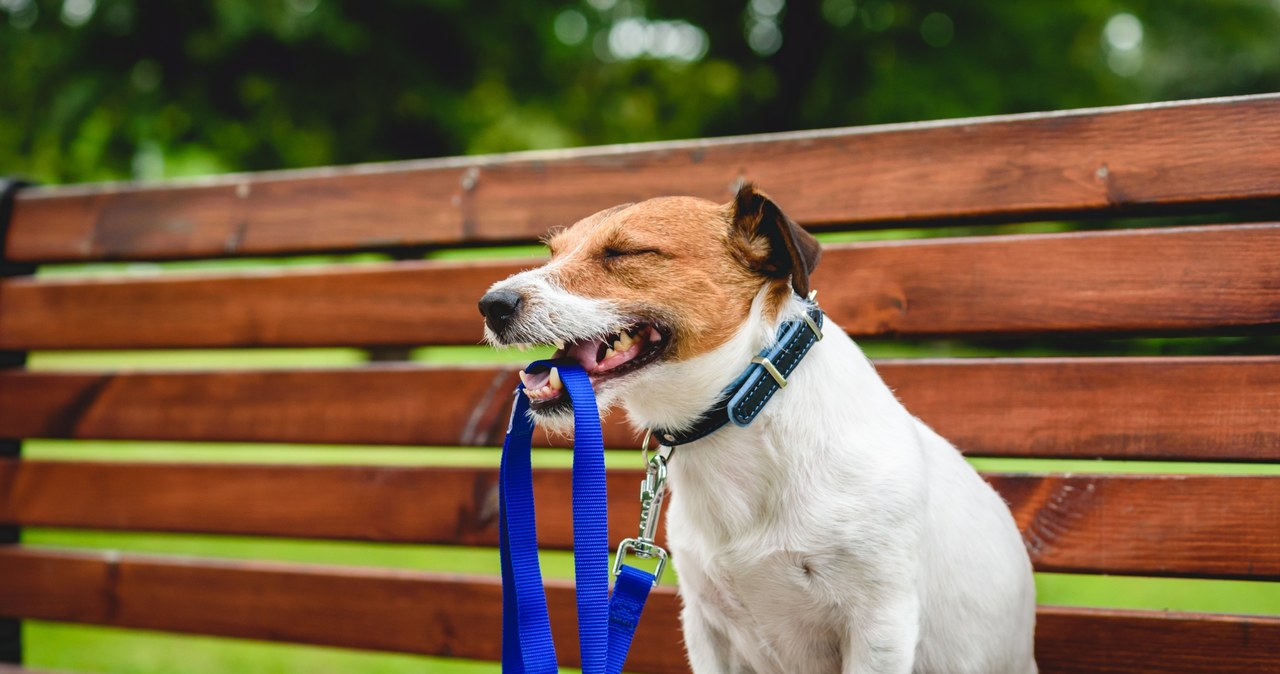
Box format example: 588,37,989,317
479,289,522,333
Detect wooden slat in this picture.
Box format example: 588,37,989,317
3,223,1279,349
990,474,1280,579
2,357,1277,461
825,224,1280,338
1033,606,1280,674
0,258,512,350
8,94,1280,262
881,357,1280,461
2,463,1276,580
1,548,1277,673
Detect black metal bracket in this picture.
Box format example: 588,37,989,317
0,177,32,665
0,179,34,277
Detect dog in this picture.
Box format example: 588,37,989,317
480,185,1038,674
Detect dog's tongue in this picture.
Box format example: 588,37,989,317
520,368,552,390
565,338,603,372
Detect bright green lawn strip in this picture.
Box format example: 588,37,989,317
24,345,552,371
21,529,671,587
34,254,392,278
23,529,515,576
966,457,1280,475
25,348,370,371
1035,573,1280,616
411,344,556,363
813,221,1071,244
25,439,1280,475
21,440,639,469
26,621,517,674
426,245,546,261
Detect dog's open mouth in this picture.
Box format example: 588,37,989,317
519,322,670,411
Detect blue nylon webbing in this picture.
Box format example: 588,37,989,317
500,361,655,674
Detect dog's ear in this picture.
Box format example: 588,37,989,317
729,183,822,297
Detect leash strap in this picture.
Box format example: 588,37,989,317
499,390,558,673
500,361,656,674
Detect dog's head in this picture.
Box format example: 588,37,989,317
480,184,820,432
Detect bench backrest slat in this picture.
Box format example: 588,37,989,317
4,358,1276,461
3,223,1278,351
6,94,1280,263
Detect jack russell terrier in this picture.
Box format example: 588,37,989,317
480,185,1037,674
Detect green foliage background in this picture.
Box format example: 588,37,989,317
3,0,1280,184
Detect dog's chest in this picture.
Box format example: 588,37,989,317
667,479,862,672
673,519,852,672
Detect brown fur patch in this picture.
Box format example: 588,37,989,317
545,195,799,362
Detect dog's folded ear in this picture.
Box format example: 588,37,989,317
729,183,822,297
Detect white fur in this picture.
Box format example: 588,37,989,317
482,268,623,350
629,292,1038,674
487,271,1038,673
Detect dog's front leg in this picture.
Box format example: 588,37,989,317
681,603,743,673
842,589,920,674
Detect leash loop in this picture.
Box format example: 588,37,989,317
500,361,656,674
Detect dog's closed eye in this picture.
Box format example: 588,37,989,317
603,246,662,260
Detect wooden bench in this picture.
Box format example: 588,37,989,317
1,93,1278,673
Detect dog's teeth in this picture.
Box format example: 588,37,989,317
554,340,566,350
549,367,563,390
518,371,533,388
616,332,634,352
604,347,616,361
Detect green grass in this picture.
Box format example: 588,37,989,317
26,622,521,674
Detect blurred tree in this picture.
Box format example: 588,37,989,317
1,0,1278,183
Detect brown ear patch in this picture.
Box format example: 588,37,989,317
729,184,822,297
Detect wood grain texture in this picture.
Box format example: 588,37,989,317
823,224,1280,338
2,357,1277,461
1033,606,1280,674
987,474,1280,579
2,463,1275,580
0,548,1276,673
0,258,516,350
3,223,1279,350
7,95,1280,262
879,357,1280,461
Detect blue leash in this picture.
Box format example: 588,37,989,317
499,361,659,674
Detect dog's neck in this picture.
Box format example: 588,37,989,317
620,287,808,436
651,308,911,546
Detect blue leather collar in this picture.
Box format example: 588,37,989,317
648,300,824,448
